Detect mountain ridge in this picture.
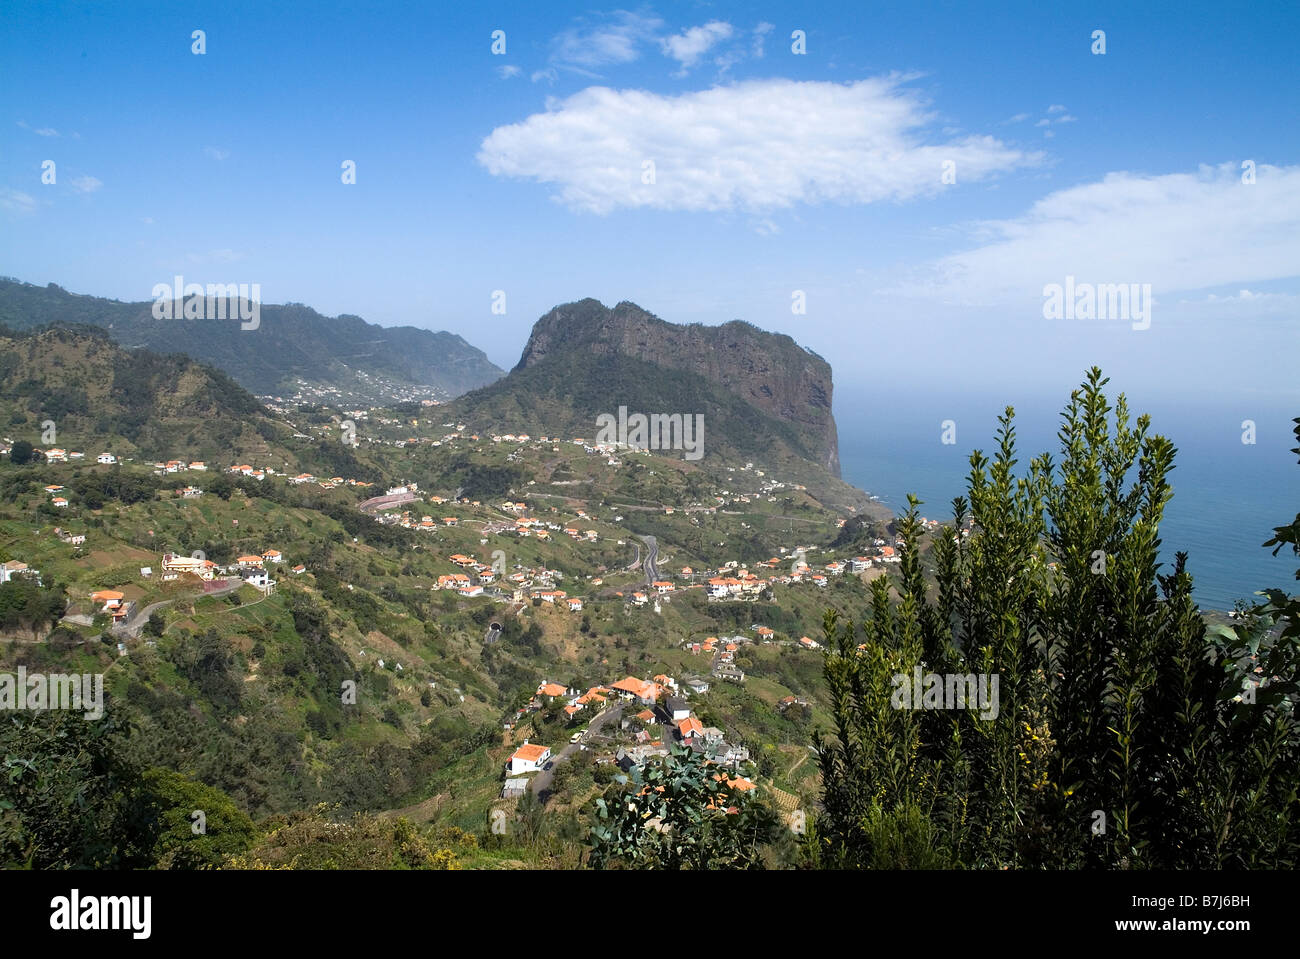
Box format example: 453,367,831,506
0,277,504,403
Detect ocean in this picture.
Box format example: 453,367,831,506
834,386,1299,612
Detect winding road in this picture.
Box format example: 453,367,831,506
530,704,624,800
639,535,660,587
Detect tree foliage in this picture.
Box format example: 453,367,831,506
815,369,1300,869
588,745,782,869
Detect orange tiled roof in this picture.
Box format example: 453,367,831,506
511,743,549,762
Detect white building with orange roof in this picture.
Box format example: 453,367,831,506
507,741,551,775
677,716,704,740
161,553,216,581
90,589,129,621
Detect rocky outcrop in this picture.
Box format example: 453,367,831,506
514,299,841,476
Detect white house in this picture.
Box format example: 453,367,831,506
665,696,691,722
507,742,551,775
96,453,116,465
0,561,36,584
244,569,275,594
161,552,216,581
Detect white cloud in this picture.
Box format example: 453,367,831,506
660,21,734,72
753,22,774,58
1003,113,1029,124
0,188,37,214
17,120,59,137
889,163,1300,304
478,76,1039,214
1047,104,1067,114
550,11,662,72
204,146,230,161
70,175,102,194
1176,288,1300,319
498,64,522,79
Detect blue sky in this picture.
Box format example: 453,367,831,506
2,0,1298,403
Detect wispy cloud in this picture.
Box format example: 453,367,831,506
204,146,230,161
1030,106,1076,136
540,13,770,80
888,162,1300,304
0,188,38,214
17,120,60,137
498,64,522,79
185,248,245,264
70,175,102,194
479,76,1039,214
548,10,663,74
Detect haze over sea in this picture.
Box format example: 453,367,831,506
836,383,1298,612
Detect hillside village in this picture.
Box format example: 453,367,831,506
0,400,935,847
501,670,766,805
6,423,941,657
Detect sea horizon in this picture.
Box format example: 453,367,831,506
835,384,1297,612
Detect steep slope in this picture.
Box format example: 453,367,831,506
0,278,503,402
513,299,841,476
0,324,359,474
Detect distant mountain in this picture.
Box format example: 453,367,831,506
0,278,504,403
513,299,841,476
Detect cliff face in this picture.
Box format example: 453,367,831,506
514,299,841,477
